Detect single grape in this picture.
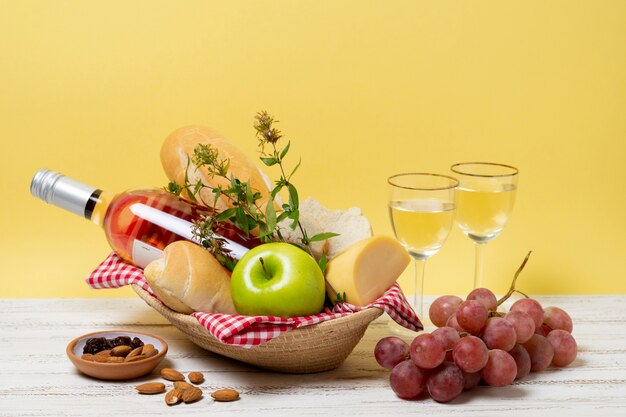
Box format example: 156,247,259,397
508,344,531,379
432,327,460,362
482,317,517,351
480,349,517,387
410,333,445,369
446,313,464,332
462,371,481,391
389,359,430,399
543,306,573,333
547,329,577,367
522,333,554,372
467,288,498,311
427,362,464,403
432,327,460,351
455,300,488,335
510,298,544,329
453,335,489,373
375,336,410,370
535,324,550,336
505,310,536,344
429,295,463,328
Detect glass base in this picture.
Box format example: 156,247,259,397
386,316,421,338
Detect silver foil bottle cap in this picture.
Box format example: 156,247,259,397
30,168,98,218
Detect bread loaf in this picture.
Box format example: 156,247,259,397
143,241,237,314
161,125,273,211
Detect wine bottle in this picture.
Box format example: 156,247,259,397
30,168,254,268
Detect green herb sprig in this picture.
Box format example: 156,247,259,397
166,111,338,270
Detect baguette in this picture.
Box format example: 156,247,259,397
160,125,273,211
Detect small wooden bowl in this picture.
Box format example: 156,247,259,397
66,330,168,380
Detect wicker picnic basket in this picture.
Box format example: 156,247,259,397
132,284,383,373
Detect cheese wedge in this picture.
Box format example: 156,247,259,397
324,235,411,306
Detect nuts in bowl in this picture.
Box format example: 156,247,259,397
66,330,168,380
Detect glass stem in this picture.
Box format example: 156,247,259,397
474,242,487,289
413,258,426,320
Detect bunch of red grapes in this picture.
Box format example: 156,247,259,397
375,287,577,403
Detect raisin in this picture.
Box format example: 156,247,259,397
110,336,132,348
130,337,144,349
83,337,108,354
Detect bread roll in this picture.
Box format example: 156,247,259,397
143,241,237,314
161,125,273,211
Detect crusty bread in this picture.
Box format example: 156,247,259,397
143,241,237,314
160,125,273,211
279,197,373,260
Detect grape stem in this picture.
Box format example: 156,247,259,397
496,251,533,307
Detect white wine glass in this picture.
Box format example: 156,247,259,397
388,173,458,324
450,162,519,289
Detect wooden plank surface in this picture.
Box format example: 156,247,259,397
0,295,625,416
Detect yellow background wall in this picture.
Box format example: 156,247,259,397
1,1,625,298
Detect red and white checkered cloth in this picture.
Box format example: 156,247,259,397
87,252,423,348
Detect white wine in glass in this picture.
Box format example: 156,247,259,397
451,162,519,289
388,173,458,324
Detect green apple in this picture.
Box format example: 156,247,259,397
230,242,325,318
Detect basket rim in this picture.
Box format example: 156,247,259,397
131,284,383,342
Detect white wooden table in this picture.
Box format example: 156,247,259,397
1,296,625,416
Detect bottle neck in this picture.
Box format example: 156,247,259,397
88,190,116,227
30,168,114,227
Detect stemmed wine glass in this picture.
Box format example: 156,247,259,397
450,162,519,289
388,173,458,324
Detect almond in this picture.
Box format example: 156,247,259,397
106,356,125,363
81,354,95,361
161,368,185,381
136,382,166,394
124,354,147,363
142,344,157,357
188,372,204,384
94,355,110,363
182,386,203,403
95,349,111,357
165,388,184,406
174,381,193,391
211,388,240,402
111,345,132,357
126,346,143,359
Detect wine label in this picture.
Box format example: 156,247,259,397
132,240,164,269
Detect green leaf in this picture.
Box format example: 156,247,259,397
235,207,249,233
215,208,236,222
246,215,259,230
271,181,284,201
193,179,203,195
260,156,278,166
279,141,291,160
318,251,328,274
265,200,277,232
308,232,340,243
245,183,254,205
276,211,290,222
335,292,347,303
166,181,183,196
288,157,301,181
288,183,299,208
289,209,299,230
230,174,240,188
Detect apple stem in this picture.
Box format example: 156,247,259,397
258,257,272,280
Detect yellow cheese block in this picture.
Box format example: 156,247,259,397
324,235,411,306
